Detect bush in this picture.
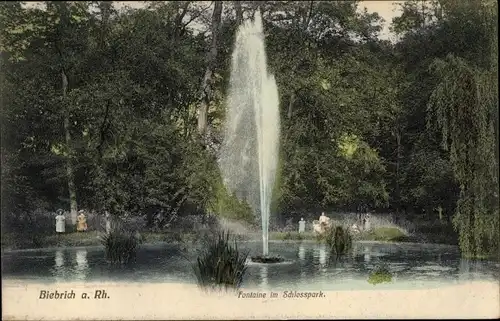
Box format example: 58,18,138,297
270,231,316,241
192,230,249,291
278,231,301,240
208,176,255,224
323,225,352,256
3,210,54,248
368,265,393,285
359,227,409,242
99,227,141,264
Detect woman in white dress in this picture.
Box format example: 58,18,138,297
55,209,66,234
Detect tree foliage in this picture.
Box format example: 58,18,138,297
1,1,498,256
395,0,498,256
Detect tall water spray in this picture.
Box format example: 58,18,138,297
219,12,280,256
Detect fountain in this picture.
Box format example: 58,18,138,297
219,11,282,263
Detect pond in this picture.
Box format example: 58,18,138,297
2,241,498,291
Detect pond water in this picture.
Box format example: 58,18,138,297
2,241,498,291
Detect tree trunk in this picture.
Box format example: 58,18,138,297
197,1,223,137
234,1,243,25
174,1,190,38
287,2,313,122
52,2,78,225
98,1,112,50
62,70,78,225
303,1,314,30
421,0,426,27
287,92,295,119
395,127,401,215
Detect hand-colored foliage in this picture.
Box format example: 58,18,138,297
1,1,497,258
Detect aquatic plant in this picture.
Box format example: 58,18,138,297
192,230,249,291
324,225,353,256
368,265,393,285
99,227,140,264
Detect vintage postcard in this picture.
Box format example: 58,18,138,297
1,0,499,319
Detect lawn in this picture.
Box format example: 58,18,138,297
0,225,438,250
270,227,411,243
356,227,409,242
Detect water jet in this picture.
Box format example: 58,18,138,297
219,11,281,263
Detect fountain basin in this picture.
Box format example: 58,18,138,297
250,255,285,264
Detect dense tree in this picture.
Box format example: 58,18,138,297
392,0,498,256
1,1,497,256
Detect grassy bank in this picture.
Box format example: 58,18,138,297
270,227,411,243
1,226,451,251
357,227,409,242
1,230,255,251
1,231,191,251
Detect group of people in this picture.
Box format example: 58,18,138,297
312,212,332,235
299,211,372,235
350,213,371,234
55,209,88,234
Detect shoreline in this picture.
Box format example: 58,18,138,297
1,238,459,254
1,228,458,253
2,280,499,319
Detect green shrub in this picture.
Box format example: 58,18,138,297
372,227,407,241
4,210,54,249
270,231,318,241
272,231,303,240
192,230,249,292
368,265,393,285
324,225,353,255
208,177,255,224
99,228,140,264
356,227,408,242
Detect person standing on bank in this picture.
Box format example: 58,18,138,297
298,218,306,233
105,210,112,234
55,209,66,235
76,210,88,232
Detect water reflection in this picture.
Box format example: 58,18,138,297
52,250,66,281
298,244,306,261
351,243,360,257
74,249,89,281
363,245,371,263
4,242,498,288
260,266,269,289
458,258,484,281
55,250,64,268
319,245,327,266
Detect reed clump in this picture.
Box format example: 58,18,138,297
323,224,353,256
99,227,140,264
192,230,249,292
